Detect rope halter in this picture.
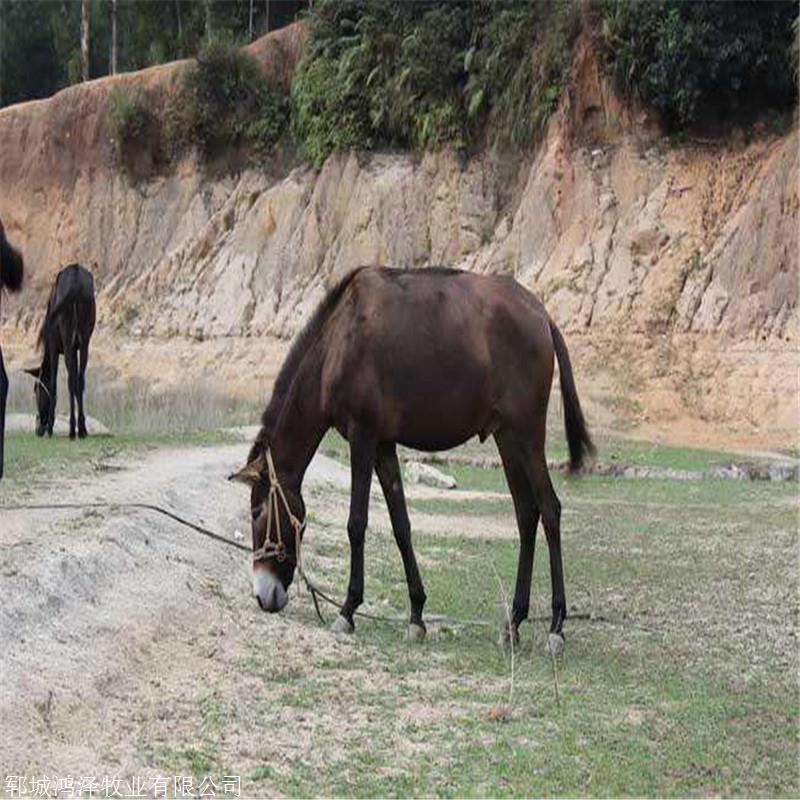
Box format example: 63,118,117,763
251,449,307,570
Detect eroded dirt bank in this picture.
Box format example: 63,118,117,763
0,26,796,450
0,440,352,781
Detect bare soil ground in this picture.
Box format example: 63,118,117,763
0,433,798,797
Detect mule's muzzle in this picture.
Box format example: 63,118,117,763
253,569,288,613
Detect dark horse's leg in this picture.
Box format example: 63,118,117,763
77,342,89,438
331,428,376,634
65,346,79,440
0,346,8,480
47,354,58,437
495,431,540,644
374,442,427,640
520,444,566,646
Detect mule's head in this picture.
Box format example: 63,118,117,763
24,366,49,436
230,450,306,613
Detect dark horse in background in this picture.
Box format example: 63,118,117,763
26,264,95,439
0,220,24,479
231,266,594,648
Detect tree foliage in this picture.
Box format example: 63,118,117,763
178,34,290,159
0,0,307,108
291,0,579,166
598,0,798,130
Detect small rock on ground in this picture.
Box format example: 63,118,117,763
405,461,457,490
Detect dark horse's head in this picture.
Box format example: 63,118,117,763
23,365,51,437
230,448,306,613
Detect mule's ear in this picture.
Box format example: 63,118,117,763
228,451,267,486
23,366,41,379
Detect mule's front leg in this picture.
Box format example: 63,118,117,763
332,431,376,634
375,443,427,641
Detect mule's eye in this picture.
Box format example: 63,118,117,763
251,506,262,521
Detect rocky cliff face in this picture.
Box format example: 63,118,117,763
0,25,796,449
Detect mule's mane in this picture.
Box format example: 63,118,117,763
249,268,366,462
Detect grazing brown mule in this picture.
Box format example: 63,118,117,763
0,220,24,480
26,264,96,439
231,267,594,646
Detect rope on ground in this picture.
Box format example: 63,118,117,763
0,500,645,633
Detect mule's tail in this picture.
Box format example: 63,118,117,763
550,321,595,473
0,228,23,292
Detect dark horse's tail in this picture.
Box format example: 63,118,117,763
550,321,595,473
0,225,23,293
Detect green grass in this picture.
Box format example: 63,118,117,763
320,428,777,488
0,429,237,494
232,444,798,798
6,410,796,796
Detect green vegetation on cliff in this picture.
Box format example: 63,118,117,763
598,0,798,130
291,0,797,164
291,0,579,166
175,35,289,160
103,0,798,171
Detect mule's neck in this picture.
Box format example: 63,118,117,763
268,344,328,489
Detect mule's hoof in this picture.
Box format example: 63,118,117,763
404,623,426,642
330,615,354,635
500,623,519,648
546,632,565,657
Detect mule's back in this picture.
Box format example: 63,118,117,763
322,267,555,450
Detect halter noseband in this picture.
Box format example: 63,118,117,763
251,449,307,569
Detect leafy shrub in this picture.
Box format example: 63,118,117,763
598,0,798,130
107,87,154,161
178,34,289,160
467,1,578,148
291,0,579,166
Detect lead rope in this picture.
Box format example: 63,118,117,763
1,493,605,631
253,449,328,623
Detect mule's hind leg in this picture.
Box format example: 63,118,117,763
332,428,377,634
77,342,89,438
375,442,427,641
65,347,79,440
0,347,8,479
495,431,540,644
519,446,566,649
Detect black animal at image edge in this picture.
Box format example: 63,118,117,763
0,221,24,480
25,264,96,441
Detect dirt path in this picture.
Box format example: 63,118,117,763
0,439,515,788
0,441,361,785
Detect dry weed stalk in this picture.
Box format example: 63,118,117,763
489,559,515,722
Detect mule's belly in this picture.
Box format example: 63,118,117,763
380,352,495,451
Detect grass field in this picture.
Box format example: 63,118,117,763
2,413,797,796
141,434,796,798
244,455,797,798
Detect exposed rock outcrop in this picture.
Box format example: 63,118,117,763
0,25,796,450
